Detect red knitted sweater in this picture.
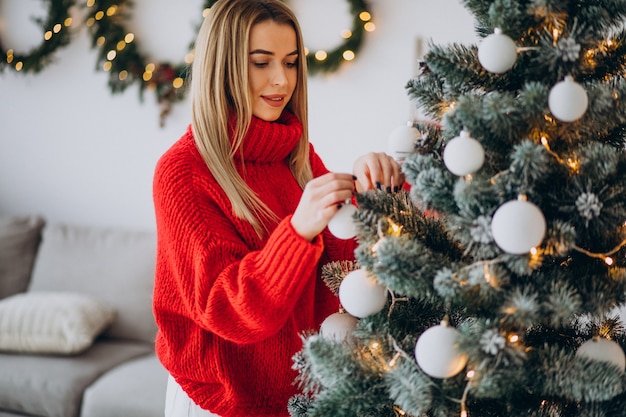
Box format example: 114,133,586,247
152,111,355,417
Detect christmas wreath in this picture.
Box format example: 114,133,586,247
85,0,373,124
2,0,373,124
0,0,74,73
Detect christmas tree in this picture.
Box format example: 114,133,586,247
289,1,626,416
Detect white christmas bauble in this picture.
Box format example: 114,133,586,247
576,337,626,372
442,130,485,176
415,321,468,379
548,75,589,122
478,28,518,73
338,269,388,318
491,199,546,254
328,204,358,240
319,312,359,341
388,124,420,162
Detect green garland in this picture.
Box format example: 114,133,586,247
2,0,373,124
86,0,373,124
0,0,74,74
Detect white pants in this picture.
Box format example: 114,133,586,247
165,375,221,417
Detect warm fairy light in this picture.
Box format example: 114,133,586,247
64,17,72,26
370,341,380,350
107,50,117,60
566,157,579,172
460,409,468,417
53,23,62,33
359,11,371,21
95,11,104,20
96,36,105,46
145,63,155,72
605,257,614,266
202,8,210,17
389,221,402,236
315,50,328,61
509,334,520,343
106,5,118,16
119,70,128,80
552,28,560,42
184,52,195,64
116,40,126,51
44,31,53,41
530,247,538,255
343,50,355,61
173,78,184,88
15,62,23,71
124,33,135,43
341,29,352,39
103,61,112,71
466,370,476,379
540,136,549,148
86,0,95,7
364,22,376,32
143,71,153,81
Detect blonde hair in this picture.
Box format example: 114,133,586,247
190,0,312,237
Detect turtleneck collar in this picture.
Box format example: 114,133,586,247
229,110,303,163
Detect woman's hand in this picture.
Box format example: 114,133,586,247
352,152,404,192
291,172,355,242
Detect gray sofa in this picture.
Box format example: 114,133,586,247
0,214,168,417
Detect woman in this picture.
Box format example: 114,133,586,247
152,1,404,416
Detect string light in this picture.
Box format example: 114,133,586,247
1,1,74,74
573,239,626,262
83,0,375,124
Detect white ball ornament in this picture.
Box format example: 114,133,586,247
548,75,589,122
328,203,358,240
415,321,468,379
387,124,420,162
338,269,388,318
442,130,485,176
478,28,518,73
491,199,547,254
576,337,626,372
320,312,359,342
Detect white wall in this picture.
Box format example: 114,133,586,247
0,0,475,230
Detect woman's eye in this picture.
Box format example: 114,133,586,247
285,61,297,68
253,62,268,68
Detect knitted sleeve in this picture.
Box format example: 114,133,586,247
153,144,325,345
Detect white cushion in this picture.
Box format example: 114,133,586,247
0,292,115,354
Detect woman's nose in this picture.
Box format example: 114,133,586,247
271,66,287,86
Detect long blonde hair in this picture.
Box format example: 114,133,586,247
190,0,312,237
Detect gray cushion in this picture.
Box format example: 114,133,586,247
81,354,168,417
0,340,153,417
0,214,44,299
28,223,158,344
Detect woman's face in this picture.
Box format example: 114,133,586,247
248,21,298,121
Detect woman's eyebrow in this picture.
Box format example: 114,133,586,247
249,49,299,56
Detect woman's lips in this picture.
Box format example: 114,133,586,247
262,95,285,107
